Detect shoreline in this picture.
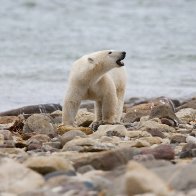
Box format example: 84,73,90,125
0,96,195,195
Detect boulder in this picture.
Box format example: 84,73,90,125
23,114,56,136
0,157,44,194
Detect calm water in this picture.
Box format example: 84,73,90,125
0,0,196,111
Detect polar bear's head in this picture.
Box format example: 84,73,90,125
86,50,126,71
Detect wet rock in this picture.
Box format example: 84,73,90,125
75,109,95,127
60,130,86,146
92,124,128,138
171,134,186,143
141,144,175,160
176,108,196,124
62,138,115,152
0,104,62,116
0,157,44,194
23,114,56,136
24,155,74,175
73,147,140,170
124,161,169,195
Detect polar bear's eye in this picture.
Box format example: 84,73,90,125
108,51,112,54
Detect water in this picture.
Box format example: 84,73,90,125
0,0,196,111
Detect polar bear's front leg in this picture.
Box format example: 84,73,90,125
102,93,117,124
62,96,81,126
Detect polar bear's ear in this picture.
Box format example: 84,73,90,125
88,57,94,63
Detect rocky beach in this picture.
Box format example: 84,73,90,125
0,96,196,195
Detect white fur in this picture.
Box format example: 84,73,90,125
62,50,127,126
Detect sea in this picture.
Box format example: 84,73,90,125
0,0,196,111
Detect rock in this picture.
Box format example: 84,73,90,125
0,130,13,140
141,144,175,160
124,161,169,195
124,97,176,124
131,139,151,148
176,108,196,124
23,114,56,136
50,110,62,124
180,143,196,158
77,165,95,174
57,125,93,135
123,103,152,123
146,128,166,138
149,104,179,125
171,134,186,143
73,147,140,170
62,138,115,152
139,120,176,133
60,130,87,146
0,157,44,194
24,155,74,175
186,135,196,145
75,109,95,127
177,98,196,110
42,141,61,149
168,163,196,191
27,134,51,144
127,130,151,138
92,124,128,138
0,104,62,116
0,116,19,124
27,139,42,151
0,133,4,145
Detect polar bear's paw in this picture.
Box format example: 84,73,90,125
90,121,123,131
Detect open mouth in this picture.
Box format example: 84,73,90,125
116,53,126,66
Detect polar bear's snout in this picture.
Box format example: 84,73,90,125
116,51,126,67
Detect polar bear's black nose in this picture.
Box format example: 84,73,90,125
122,51,126,58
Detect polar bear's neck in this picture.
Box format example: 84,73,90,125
88,62,114,83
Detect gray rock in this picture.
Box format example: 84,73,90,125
0,157,44,194
60,130,86,146
23,114,56,136
149,104,179,125
171,134,186,143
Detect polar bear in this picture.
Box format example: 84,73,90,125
62,50,127,129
